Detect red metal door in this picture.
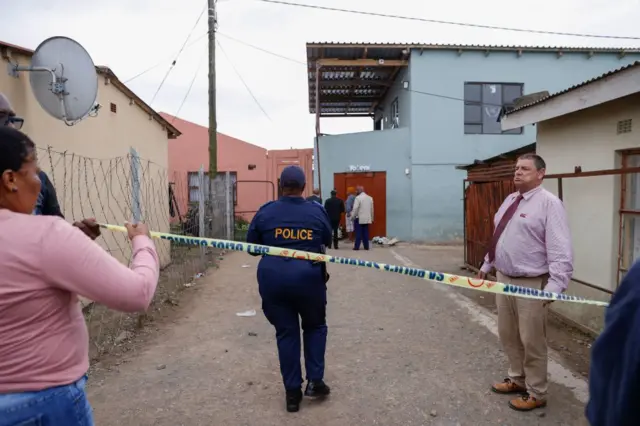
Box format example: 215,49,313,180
334,172,387,237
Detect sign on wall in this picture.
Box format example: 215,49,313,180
348,165,371,172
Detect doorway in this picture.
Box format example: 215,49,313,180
333,172,387,238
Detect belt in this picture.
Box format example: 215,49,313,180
500,272,548,279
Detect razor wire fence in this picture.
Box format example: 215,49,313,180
37,146,234,362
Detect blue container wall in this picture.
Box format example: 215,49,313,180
317,127,412,240
409,49,640,241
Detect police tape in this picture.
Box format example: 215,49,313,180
99,224,609,307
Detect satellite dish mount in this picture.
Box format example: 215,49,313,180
7,36,100,126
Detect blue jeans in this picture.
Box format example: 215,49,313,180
0,375,94,426
354,219,370,250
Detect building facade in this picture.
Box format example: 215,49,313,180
309,43,640,241
501,61,640,331
164,113,313,222
0,40,180,268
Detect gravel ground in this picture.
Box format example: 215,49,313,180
87,244,591,426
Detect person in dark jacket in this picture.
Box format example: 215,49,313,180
323,189,345,249
33,170,63,217
306,188,322,204
586,259,640,426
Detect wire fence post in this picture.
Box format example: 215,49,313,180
130,147,141,223
225,171,232,240
198,165,206,268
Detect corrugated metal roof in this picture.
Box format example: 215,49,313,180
306,42,640,56
306,42,640,116
504,60,640,114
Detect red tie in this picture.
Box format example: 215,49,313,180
488,194,524,263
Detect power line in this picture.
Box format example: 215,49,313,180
256,0,640,40
217,32,307,65
216,38,272,122
172,53,208,123
123,31,210,84
149,2,209,105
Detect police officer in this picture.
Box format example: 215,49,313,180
247,166,333,413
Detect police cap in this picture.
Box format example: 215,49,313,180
280,165,306,188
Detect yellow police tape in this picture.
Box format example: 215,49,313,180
99,223,609,307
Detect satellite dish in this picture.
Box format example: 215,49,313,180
10,36,99,126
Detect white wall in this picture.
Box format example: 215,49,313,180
536,94,640,330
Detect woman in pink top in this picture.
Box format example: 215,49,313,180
0,127,160,425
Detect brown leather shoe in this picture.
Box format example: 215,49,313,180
508,394,547,411
491,378,526,394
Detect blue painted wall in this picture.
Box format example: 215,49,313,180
408,49,640,240
317,127,412,240
374,67,412,129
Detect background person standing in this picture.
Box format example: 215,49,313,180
345,187,356,241
323,189,345,249
478,153,573,412
351,185,373,251
306,188,322,204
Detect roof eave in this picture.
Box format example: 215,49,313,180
501,64,640,130
97,67,182,139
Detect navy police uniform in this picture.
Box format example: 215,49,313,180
247,166,332,412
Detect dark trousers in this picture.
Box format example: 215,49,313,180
354,218,370,250
330,220,340,248
259,271,328,391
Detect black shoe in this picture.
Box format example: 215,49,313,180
304,380,331,398
286,389,303,412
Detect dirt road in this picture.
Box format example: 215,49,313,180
88,245,590,426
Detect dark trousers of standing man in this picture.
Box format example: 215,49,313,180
330,220,340,249
354,218,370,250
258,263,328,391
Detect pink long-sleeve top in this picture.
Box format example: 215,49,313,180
0,210,159,393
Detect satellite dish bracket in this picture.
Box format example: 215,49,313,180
9,62,87,126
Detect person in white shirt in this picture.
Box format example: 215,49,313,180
351,186,373,250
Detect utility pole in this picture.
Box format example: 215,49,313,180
208,0,218,177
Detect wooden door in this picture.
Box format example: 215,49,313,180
333,172,387,237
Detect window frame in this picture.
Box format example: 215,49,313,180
463,82,524,135
618,150,640,285
188,171,238,206
390,97,399,128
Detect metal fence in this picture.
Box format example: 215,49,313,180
37,146,233,362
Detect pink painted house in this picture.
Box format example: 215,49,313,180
162,113,313,222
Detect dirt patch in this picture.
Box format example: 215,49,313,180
88,247,589,425
84,245,224,367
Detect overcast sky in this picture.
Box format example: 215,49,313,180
2,0,639,150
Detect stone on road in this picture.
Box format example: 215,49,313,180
88,245,588,426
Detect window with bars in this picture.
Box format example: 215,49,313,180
188,171,238,205
464,82,524,135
